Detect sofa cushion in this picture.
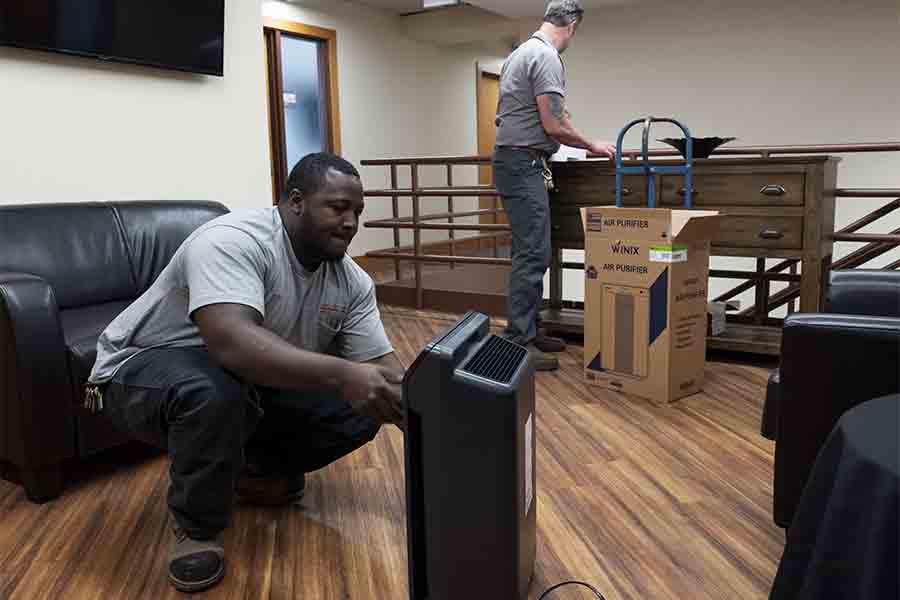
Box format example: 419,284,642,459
113,201,229,293
0,204,138,309
58,300,136,457
60,300,133,385
825,270,900,318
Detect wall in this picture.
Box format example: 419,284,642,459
263,0,449,254
507,0,900,307
0,0,272,211
262,2,510,254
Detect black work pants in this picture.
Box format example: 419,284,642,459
101,347,379,539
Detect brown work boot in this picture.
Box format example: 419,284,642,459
533,332,566,353
235,464,306,507
168,518,225,593
525,343,559,371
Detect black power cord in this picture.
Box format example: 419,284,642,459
538,580,607,599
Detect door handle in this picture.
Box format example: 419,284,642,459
759,229,784,240
760,184,787,196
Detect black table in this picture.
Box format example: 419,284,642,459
770,394,899,600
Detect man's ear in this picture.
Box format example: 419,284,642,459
287,188,304,216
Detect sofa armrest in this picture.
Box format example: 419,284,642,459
774,313,900,527
825,269,900,317
0,272,76,471
761,370,779,440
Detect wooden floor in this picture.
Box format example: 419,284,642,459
0,306,784,600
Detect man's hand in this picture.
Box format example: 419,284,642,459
339,362,404,426
588,140,617,160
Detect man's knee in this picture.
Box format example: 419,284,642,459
171,370,246,429
515,246,552,274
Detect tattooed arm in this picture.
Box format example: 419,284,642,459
536,93,615,159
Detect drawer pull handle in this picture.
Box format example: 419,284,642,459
678,187,699,197
760,184,787,196
613,186,633,197
759,229,784,240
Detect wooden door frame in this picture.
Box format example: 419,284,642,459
476,65,501,225
263,18,342,204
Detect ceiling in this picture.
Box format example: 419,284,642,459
354,0,634,18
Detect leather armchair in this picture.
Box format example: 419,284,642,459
1,201,228,502
763,270,900,528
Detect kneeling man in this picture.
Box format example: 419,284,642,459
87,153,404,593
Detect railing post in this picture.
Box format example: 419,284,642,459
493,185,499,258
447,164,455,269
754,258,769,325
411,164,423,309
787,263,797,315
391,164,400,282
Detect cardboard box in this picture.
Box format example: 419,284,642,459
707,300,740,336
581,207,722,403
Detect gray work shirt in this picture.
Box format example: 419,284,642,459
88,207,394,384
495,31,566,155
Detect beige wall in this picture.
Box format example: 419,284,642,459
517,0,900,306
263,0,453,254
2,0,895,297
261,1,509,253
0,0,272,211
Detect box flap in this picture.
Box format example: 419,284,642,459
671,211,722,242
580,207,607,232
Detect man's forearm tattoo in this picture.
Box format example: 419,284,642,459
548,93,565,121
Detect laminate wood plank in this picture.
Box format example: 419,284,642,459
0,306,784,600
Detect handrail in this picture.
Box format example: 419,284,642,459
367,251,512,267
363,143,899,312
367,208,504,225
835,189,900,197
365,187,500,197
368,222,511,231
361,142,900,166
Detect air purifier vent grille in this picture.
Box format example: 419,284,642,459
461,335,527,383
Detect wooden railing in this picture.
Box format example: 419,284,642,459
362,143,900,312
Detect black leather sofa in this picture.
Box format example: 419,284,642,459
1,201,228,502
762,269,900,528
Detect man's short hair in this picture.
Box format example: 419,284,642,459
285,152,360,198
543,0,584,27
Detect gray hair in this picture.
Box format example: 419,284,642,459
544,0,584,27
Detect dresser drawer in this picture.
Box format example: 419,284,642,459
551,173,647,207
713,215,804,249
550,206,587,249
660,173,805,206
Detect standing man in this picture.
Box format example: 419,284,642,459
493,0,616,371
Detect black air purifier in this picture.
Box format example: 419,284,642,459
403,311,536,600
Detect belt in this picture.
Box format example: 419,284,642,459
498,145,551,159
497,146,556,191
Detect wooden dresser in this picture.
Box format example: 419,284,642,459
543,157,840,355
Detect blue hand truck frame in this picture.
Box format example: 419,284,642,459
615,116,694,209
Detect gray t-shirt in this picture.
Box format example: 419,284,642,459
88,207,393,384
495,31,566,155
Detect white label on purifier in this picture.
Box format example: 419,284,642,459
649,245,688,263
525,413,534,514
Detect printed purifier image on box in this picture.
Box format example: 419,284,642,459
581,207,723,403
602,285,649,378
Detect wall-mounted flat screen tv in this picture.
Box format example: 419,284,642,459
0,1,225,76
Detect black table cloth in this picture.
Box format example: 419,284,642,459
770,394,899,600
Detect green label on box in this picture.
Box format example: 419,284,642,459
649,245,688,263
